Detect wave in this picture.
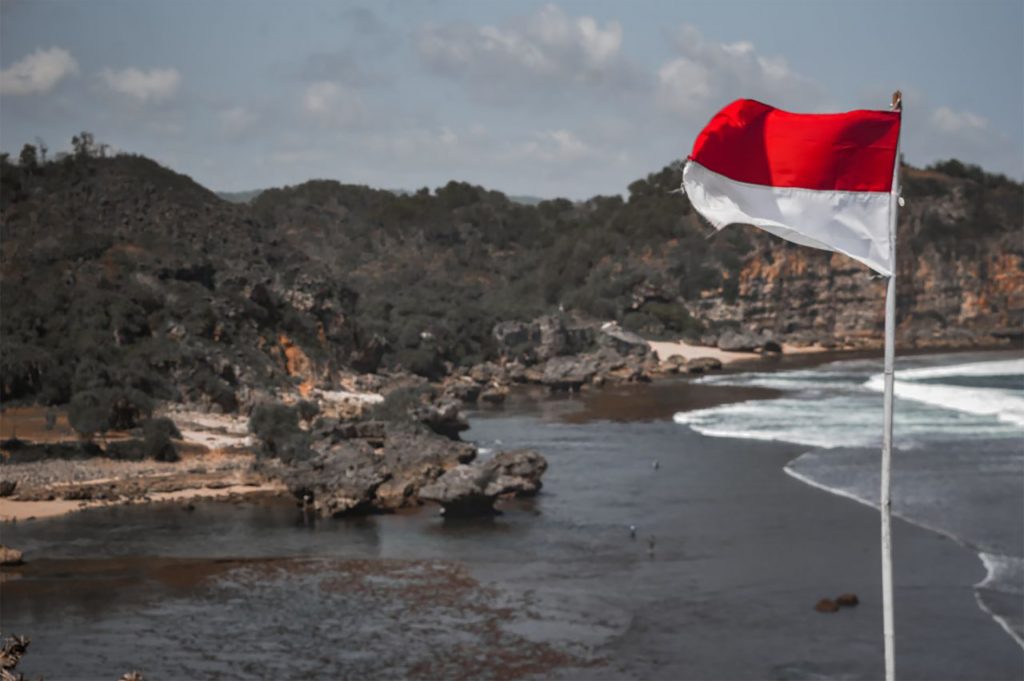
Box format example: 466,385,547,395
896,358,1024,381
863,372,1024,427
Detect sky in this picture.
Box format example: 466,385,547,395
1,0,1021,199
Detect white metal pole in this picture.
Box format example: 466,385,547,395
881,92,902,681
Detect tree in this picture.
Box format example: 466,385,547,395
34,137,48,164
72,131,95,158
18,144,37,169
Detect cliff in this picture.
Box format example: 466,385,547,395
691,165,1023,348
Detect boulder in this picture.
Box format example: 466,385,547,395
493,315,594,362
717,330,767,352
492,321,533,353
0,480,16,497
310,419,387,446
535,315,577,361
660,355,688,373
479,385,509,404
469,361,504,384
598,326,650,357
281,440,390,517
442,378,482,404
542,356,597,391
0,545,24,566
487,449,547,497
419,464,498,516
373,430,477,510
685,357,723,374
411,398,469,440
420,449,548,516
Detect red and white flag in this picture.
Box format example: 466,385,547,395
683,99,902,276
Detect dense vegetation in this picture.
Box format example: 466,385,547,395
2,135,1020,422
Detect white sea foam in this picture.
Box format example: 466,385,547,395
863,363,1024,427
977,553,1024,594
677,355,1024,447
897,358,1024,380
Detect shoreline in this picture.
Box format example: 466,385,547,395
0,343,1014,524
785,462,1024,650
0,483,285,523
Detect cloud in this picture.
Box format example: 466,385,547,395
100,67,181,102
219,106,257,136
297,49,375,86
515,129,594,163
302,81,365,127
656,24,824,120
928,106,988,134
0,47,78,95
416,3,637,101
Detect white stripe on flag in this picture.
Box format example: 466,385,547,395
683,160,893,276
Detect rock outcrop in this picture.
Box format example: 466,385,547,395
419,449,548,517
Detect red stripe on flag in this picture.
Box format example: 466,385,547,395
688,99,901,192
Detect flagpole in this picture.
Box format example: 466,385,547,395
881,90,902,681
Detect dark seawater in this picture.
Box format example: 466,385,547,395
674,350,1024,649
3,353,1023,680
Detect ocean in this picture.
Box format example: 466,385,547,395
674,350,1024,647
2,350,1021,679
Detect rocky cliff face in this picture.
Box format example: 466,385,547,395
689,167,1023,349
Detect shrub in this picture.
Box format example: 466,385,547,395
248,401,311,462
68,388,153,438
142,417,182,461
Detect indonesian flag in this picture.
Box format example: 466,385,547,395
683,99,902,276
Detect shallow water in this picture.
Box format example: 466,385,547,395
3,352,1023,679
671,349,1024,648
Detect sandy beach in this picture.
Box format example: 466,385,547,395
648,339,829,366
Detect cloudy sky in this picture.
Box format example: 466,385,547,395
2,0,1021,199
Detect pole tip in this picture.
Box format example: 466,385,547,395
890,91,903,111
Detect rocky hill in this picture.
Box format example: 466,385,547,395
1,150,1020,417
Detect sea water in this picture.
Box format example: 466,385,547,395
673,350,1024,647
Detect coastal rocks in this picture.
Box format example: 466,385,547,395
442,377,482,404
410,398,469,440
542,356,598,391
717,330,770,352
486,449,547,497
685,357,723,374
281,440,390,516
0,634,30,678
0,546,24,566
479,385,509,404
277,425,479,516
419,449,548,516
0,480,16,497
310,419,387,447
493,315,595,362
660,355,688,373
598,325,650,357
418,465,498,516
377,430,477,503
